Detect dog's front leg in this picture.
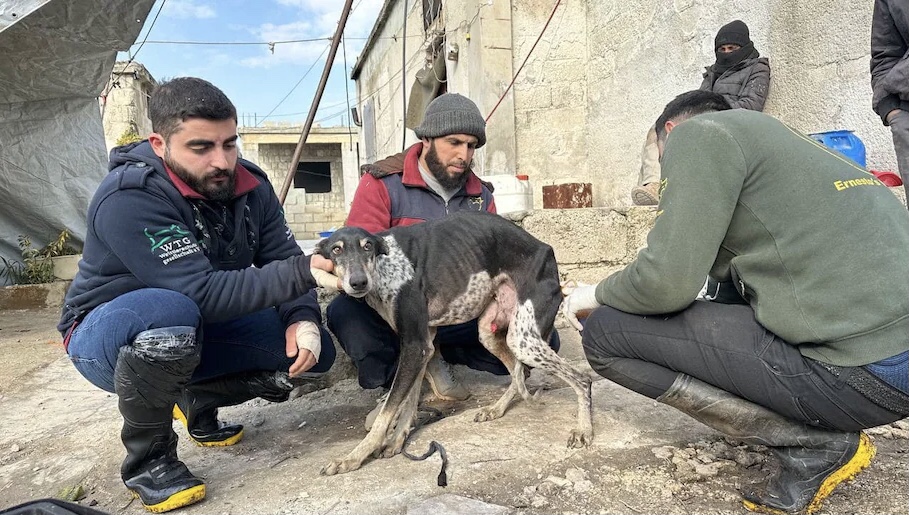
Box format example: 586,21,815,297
381,327,436,457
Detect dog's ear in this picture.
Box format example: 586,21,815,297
374,235,389,256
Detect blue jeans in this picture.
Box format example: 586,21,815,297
66,288,335,393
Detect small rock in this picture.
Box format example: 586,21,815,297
531,495,549,508
543,475,572,488
251,414,266,427
573,479,593,493
652,446,675,460
565,467,587,483
57,485,85,502
10,444,21,453
88,500,98,506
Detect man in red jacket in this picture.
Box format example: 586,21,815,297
329,93,558,428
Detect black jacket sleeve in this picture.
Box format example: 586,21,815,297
252,177,322,326
871,0,907,122
92,188,318,323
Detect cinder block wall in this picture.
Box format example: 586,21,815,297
255,143,348,239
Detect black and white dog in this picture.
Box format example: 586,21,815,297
318,211,592,475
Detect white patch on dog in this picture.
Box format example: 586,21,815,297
429,271,494,325
365,235,415,330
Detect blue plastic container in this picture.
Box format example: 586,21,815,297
808,130,866,168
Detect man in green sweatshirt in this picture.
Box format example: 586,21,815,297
564,90,909,514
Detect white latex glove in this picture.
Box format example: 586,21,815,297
310,267,341,292
561,280,601,331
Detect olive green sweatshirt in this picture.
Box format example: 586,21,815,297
597,109,909,366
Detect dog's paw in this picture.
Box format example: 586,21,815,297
320,457,362,476
474,406,503,423
567,429,593,449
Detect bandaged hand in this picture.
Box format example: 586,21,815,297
286,321,322,377
310,267,341,291
309,253,341,291
560,280,601,331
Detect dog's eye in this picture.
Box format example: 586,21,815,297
363,242,373,251
331,246,342,256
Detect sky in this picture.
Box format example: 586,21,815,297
118,0,386,128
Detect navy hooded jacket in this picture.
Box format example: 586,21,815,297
58,141,320,335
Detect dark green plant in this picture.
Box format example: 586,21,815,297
38,228,79,257
1,235,54,284
0,230,78,285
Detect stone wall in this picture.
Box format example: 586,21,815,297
356,1,895,210
255,143,348,239
101,62,155,151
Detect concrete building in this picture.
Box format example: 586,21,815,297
238,125,360,240
351,1,894,208
100,61,156,152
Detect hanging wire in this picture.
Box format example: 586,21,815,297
486,0,563,123
255,44,331,126
401,0,408,152
342,34,354,148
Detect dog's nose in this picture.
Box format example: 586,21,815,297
349,275,368,291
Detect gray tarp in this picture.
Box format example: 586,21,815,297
0,0,155,282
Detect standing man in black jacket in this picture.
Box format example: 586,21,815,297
871,0,909,202
59,77,339,512
632,20,771,205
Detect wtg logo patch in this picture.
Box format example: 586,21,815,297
145,225,202,265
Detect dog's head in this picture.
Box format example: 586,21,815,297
316,227,388,298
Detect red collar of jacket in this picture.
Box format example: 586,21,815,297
398,143,486,196
165,162,261,199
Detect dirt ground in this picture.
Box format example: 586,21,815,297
0,307,907,514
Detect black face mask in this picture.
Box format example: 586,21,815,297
712,41,758,75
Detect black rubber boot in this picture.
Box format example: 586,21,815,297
173,378,247,447
657,374,875,514
116,327,206,513
173,370,320,445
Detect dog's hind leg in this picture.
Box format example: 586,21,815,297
473,290,537,423
510,299,593,448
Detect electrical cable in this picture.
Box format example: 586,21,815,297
485,0,562,123
401,0,408,152
256,44,330,126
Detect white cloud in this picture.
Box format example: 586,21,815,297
240,0,384,69
164,0,217,20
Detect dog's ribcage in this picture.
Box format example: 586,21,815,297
365,235,497,330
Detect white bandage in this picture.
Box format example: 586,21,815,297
295,321,322,363
310,267,340,291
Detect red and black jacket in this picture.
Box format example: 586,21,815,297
345,143,496,233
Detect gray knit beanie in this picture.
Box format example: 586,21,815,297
413,93,486,148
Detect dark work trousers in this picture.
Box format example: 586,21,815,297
327,293,561,389
581,301,904,432
889,110,909,203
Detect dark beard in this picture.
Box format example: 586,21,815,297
425,142,469,191
165,150,235,203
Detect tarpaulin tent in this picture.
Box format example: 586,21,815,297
0,0,155,283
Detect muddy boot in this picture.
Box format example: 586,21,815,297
117,327,206,513
424,349,470,401
657,374,875,515
631,182,660,206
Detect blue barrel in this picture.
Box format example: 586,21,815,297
808,130,866,168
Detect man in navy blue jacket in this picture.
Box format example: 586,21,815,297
59,77,338,512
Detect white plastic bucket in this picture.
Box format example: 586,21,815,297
484,174,532,214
